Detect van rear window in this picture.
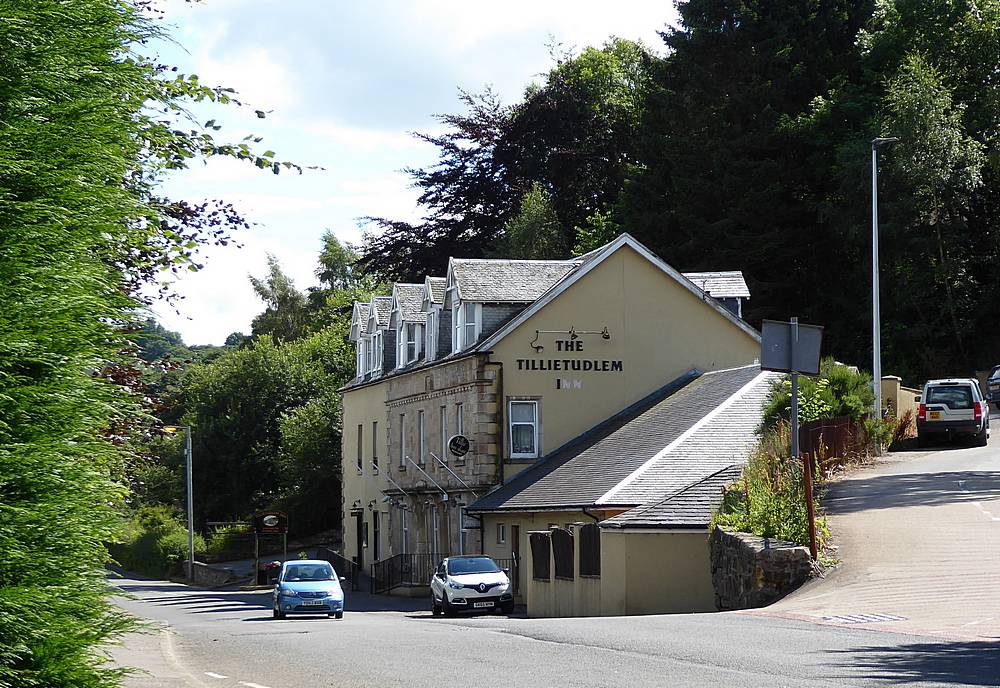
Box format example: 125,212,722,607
926,386,973,409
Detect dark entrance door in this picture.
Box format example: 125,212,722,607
354,512,365,570
510,524,520,596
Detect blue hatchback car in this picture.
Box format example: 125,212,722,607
272,560,345,619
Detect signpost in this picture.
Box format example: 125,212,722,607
253,511,288,584
761,318,824,560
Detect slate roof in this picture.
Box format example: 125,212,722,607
425,277,446,305
393,284,426,323
468,365,766,513
682,271,751,299
371,296,392,327
598,369,777,505
451,258,580,303
601,465,743,530
353,303,370,326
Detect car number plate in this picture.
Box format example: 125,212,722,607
302,600,324,606
929,411,941,420
473,601,494,608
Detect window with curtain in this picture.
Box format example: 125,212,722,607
509,400,538,458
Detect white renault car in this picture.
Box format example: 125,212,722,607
917,378,990,447
430,555,514,616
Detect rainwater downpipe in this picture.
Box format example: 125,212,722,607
582,507,601,523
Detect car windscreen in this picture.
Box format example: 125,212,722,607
990,367,1000,381
926,386,974,409
447,557,501,575
283,564,335,581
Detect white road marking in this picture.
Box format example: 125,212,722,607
239,682,273,688
204,672,228,679
957,480,1000,522
160,629,214,688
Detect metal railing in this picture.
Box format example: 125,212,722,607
371,553,449,594
370,553,519,596
316,547,362,592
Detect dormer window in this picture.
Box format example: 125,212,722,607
397,322,423,368
452,302,481,352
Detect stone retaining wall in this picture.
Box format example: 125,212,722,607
186,560,240,588
709,527,812,611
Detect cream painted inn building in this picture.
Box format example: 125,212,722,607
340,234,771,610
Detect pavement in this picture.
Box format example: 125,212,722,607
759,419,1000,640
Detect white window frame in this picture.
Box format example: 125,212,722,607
452,302,482,351
509,400,539,459
396,322,423,368
462,302,480,349
417,410,425,465
452,301,461,353
455,402,464,437
496,522,506,545
426,309,437,362
371,331,383,373
356,338,366,378
399,414,406,467
372,420,379,470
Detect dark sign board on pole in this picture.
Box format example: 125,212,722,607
761,319,824,375
253,511,288,535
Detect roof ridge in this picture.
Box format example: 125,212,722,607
452,257,581,265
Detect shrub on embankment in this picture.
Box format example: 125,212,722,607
712,423,828,549
110,507,206,578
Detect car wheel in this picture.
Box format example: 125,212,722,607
501,602,514,615
917,433,929,448
431,593,442,616
442,594,456,617
976,425,989,447
334,611,343,619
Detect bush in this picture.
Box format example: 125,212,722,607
111,506,205,577
713,423,828,548
762,357,874,430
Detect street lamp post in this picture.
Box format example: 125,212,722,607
871,136,899,428
164,425,195,581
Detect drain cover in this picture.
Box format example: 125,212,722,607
823,613,907,625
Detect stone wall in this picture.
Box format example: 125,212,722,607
186,560,240,588
709,527,812,611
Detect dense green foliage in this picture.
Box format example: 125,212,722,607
359,38,652,280
182,330,350,536
110,507,206,578
129,237,374,539
0,1,288,685
763,358,875,429
362,1,1000,383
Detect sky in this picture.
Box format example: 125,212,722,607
148,0,679,345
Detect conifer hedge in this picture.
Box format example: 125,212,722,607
0,2,278,685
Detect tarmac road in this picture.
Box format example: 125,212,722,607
764,419,1000,640
109,574,999,688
